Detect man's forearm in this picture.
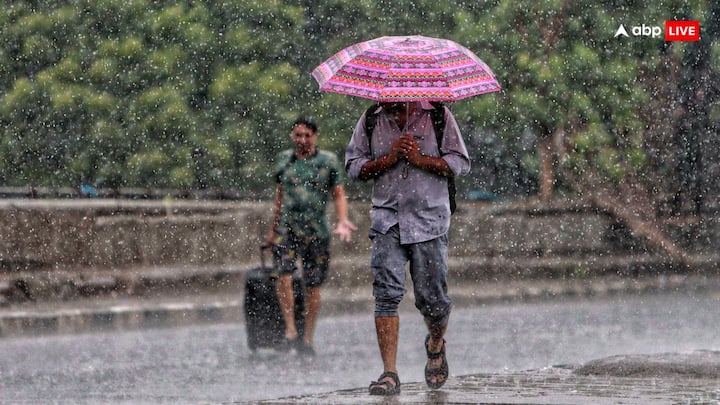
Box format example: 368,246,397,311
359,154,400,180
409,154,454,178
332,185,349,222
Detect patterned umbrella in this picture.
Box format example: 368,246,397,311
311,35,501,102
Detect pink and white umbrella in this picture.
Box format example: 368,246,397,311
311,35,501,102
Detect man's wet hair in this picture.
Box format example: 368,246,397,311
293,115,318,133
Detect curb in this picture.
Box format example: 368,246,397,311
0,296,245,338
2,273,720,338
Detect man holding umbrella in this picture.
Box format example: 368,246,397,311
345,100,470,394
313,35,500,394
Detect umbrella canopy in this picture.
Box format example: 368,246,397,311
312,35,501,103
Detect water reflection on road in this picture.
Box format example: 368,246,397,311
0,290,718,403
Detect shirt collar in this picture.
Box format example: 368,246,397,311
419,100,436,110
373,101,438,114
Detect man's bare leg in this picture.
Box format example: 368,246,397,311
375,316,400,384
276,274,298,340
303,286,321,346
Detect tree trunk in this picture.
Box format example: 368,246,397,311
538,133,554,202
586,180,688,263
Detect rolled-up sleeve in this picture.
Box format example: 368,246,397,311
439,107,471,177
345,114,372,181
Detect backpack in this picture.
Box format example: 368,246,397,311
364,102,457,214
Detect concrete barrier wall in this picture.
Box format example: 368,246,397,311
0,199,716,276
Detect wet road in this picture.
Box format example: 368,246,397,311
0,289,718,403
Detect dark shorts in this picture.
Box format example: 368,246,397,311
369,225,451,325
273,232,330,288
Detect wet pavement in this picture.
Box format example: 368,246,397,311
273,360,720,404
252,291,720,405
1,289,719,404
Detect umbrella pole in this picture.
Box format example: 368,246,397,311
403,102,410,179
404,102,409,133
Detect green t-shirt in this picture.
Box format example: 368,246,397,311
275,149,344,240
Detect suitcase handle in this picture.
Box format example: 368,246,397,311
260,243,272,269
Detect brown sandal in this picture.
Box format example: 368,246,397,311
369,371,401,396
424,334,449,389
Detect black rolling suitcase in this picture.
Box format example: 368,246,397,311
244,245,305,351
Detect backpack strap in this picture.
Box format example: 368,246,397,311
275,151,297,182
364,104,380,157
429,101,445,147
428,102,457,214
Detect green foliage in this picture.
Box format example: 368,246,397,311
0,0,716,200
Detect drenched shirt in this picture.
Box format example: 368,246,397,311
275,149,344,240
345,101,470,244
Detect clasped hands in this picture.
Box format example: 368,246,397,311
388,134,422,166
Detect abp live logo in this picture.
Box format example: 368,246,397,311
665,20,700,41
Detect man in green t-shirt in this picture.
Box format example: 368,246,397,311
267,115,357,356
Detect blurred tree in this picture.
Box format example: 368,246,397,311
669,1,719,217
0,0,716,211
448,0,716,259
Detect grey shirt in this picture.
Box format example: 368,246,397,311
345,101,470,244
